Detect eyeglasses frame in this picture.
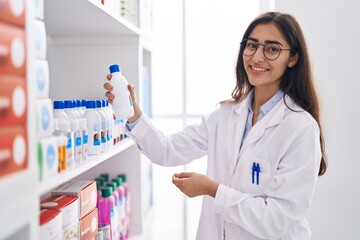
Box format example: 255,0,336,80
241,39,292,61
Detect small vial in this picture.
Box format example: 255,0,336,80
70,119,82,165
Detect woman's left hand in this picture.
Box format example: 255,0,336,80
172,172,219,198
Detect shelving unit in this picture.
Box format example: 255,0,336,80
0,1,153,239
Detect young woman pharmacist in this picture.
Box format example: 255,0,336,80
104,12,327,240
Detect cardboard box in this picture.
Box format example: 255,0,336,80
38,136,59,181
0,0,26,27
35,59,50,98
0,125,27,178
39,208,62,240
36,98,53,138
41,195,80,240
79,208,98,240
0,22,26,75
0,74,27,125
33,19,46,60
51,181,97,219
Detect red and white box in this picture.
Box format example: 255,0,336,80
79,208,98,240
0,74,27,125
41,195,80,240
51,181,97,219
39,208,62,240
0,0,26,27
0,125,27,178
33,19,47,60
0,22,26,75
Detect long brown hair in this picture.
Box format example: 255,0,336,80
232,12,327,176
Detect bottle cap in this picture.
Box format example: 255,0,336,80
96,100,102,108
64,100,73,109
100,173,109,182
54,101,65,109
76,100,82,108
102,99,106,107
109,64,120,73
118,173,127,182
95,177,104,186
81,99,87,107
101,187,112,198
106,182,116,192
86,100,96,109
111,178,120,187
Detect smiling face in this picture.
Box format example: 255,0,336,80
243,22,298,93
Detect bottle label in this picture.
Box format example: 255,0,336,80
101,130,106,143
93,132,101,146
83,134,88,144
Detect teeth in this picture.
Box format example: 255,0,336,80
251,66,268,72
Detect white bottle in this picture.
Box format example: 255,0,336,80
56,119,74,169
96,100,107,152
83,100,101,155
109,64,134,120
79,118,89,161
53,101,70,120
103,99,113,149
70,119,82,165
64,100,79,119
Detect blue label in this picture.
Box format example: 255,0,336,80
67,138,72,149
46,145,55,169
76,137,82,146
94,140,100,146
36,66,45,91
83,135,88,144
41,106,50,131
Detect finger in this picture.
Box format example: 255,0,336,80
175,172,193,179
105,91,115,100
103,83,113,91
128,84,137,102
106,74,112,81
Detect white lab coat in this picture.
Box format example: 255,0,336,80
126,93,321,240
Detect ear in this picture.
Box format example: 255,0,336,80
287,53,299,68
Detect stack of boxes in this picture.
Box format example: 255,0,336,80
32,0,58,181
0,0,28,178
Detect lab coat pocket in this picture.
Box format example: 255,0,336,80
241,159,272,196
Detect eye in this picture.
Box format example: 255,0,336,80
265,44,280,53
247,42,258,49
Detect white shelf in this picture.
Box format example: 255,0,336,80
44,0,141,37
38,138,134,195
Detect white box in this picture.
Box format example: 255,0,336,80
33,19,47,59
39,209,62,240
38,136,59,180
36,98,53,138
35,59,50,98
33,0,44,20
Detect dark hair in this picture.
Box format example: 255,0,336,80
231,12,327,176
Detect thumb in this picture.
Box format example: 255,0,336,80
174,172,193,179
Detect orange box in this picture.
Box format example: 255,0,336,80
51,181,97,219
0,125,28,178
79,208,98,240
0,74,27,125
0,22,26,75
39,208,62,240
0,0,26,27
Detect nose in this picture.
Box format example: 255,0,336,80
252,45,265,63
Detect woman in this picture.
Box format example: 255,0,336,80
104,12,327,240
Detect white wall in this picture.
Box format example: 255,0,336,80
270,1,360,239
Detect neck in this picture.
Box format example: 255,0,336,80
252,86,280,111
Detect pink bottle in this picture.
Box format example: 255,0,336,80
106,182,120,240
98,187,117,240
118,174,130,239
112,178,126,240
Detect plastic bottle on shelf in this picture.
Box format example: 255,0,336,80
70,119,82,165
98,187,117,240
53,100,70,120
100,173,110,183
79,118,88,162
106,182,120,240
96,100,108,152
112,178,126,240
118,173,130,238
95,177,104,207
75,100,84,117
81,99,87,115
83,100,101,155
56,136,67,172
102,99,113,149
98,224,111,240
55,119,74,169
64,100,79,119
108,64,134,120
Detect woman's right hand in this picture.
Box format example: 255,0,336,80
104,74,143,123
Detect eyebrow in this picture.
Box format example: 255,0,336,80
247,37,284,47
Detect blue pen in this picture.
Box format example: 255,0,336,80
252,162,256,184
256,163,260,185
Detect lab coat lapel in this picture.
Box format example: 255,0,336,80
240,95,293,154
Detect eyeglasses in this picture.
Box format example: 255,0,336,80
241,39,291,61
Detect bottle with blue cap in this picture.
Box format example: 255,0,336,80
53,100,70,121
108,64,134,119
83,100,101,155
